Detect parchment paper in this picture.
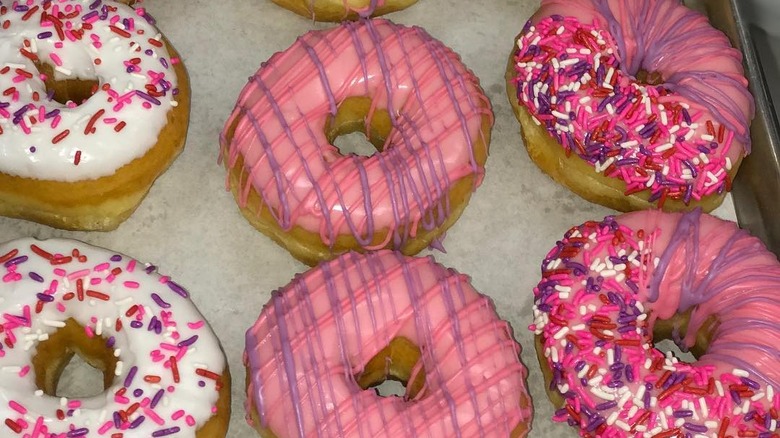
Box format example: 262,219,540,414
0,0,738,436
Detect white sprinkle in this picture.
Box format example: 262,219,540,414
701,134,715,142
556,26,565,35
733,368,750,377
553,327,569,340
2,366,21,373
43,319,66,328
55,66,72,76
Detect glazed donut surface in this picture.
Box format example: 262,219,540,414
507,0,754,212
0,0,189,230
221,19,491,265
0,238,230,437
245,251,532,437
531,210,780,437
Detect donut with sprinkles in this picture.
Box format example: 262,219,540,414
0,238,230,437
531,209,780,437
0,0,190,230
507,0,754,212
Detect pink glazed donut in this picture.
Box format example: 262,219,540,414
244,251,533,437
220,19,492,266
531,210,780,437
507,0,754,213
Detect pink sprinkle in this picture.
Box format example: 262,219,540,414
144,408,165,425
186,414,196,426
127,259,136,272
67,400,81,409
49,53,63,67
187,321,205,330
93,262,110,272
9,400,27,414
98,421,113,434
18,365,30,378
53,268,66,277
123,281,140,289
114,394,130,404
67,269,90,280
171,410,185,420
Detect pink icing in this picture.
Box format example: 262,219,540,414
510,0,754,206
531,210,780,436
244,251,532,437
220,19,491,251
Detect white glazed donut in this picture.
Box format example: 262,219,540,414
0,0,190,230
0,238,230,437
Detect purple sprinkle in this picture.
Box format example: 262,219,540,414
673,409,693,418
150,389,164,409
124,366,138,388
596,401,617,410
133,388,143,397
89,0,101,10
198,380,206,387
81,10,99,21
37,31,53,39
160,58,169,69
177,335,198,348
135,90,161,106
683,422,708,433
129,415,145,429
151,293,171,309
5,255,28,267
113,411,122,428
130,320,143,329
110,254,122,262
36,293,54,302
741,376,760,389
167,280,189,298
66,428,89,437
148,316,159,332
106,336,116,348
28,272,43,282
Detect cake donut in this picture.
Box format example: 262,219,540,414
221,19,491,266
531,209,780,436
245,251,532,437
0,238,230,437
0,0,190,231
507,0,754,212
270,0,418,22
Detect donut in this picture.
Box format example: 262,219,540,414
270,0,418,22
0,0,190,231
244,251,533,437
506,0,754,212
220,19,491,266
0,238,230,437
530,209,780,436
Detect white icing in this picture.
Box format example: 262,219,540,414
0,238,224,437
0,0,180,181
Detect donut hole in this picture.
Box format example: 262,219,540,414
34,61,99,106
355,337,426,400
652,310,720,360
31,318,118,398
635,69,665,86
325,96,393,158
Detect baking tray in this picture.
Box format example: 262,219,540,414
708,0,780,255
0,0,771,437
